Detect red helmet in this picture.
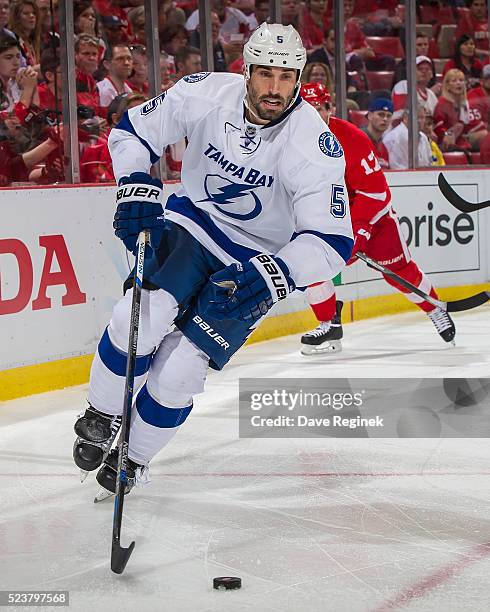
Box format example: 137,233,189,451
300,82,331,107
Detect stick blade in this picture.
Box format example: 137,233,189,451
438,173,490,213
111,540,135,574
447,291,490,312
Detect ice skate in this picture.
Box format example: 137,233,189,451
427,307,456,345
301,301,343,355
94,448,149,502
73,406,122,480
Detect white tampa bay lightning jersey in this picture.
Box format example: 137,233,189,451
109,71,353,287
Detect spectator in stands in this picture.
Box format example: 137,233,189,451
383,106,433,169
74,1,98,38
189,11,228,72
456,0,489,57
37,48,62,113
160,51,173,92
0,117,63,185
9,0,41,69
281,0,303,34
0,0,15,39
94,0,131,42
302,0,328,51
302,62,333,92
308,28,359,92
235,0,259,30
362,97,392,168
0,33,38,116
422,112,446,166
173,46,201,81
74,34,102,113
128,6,146,46
80,91,147,183
74,1,105,63
443,34,483,90
348,0,399,22
158,0,186,38
392,56,439,118
254,0,270,26
479,129,490,162
161,24,189,59
467,63,490,127
357,0,402,37
36,0,52,42
433,68,488,151
97,43,133,109
100,15,127,48
107,91,146,129
186,0,250,41
392,34,439,94
128,44,149,95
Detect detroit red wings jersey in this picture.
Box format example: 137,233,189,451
329,116,391,226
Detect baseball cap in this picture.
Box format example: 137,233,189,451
483,64,490,78
368,97,393,113
416,55,432,66
101,15,124,28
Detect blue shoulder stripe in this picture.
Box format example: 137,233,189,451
292,230,353,263
115,111,160,165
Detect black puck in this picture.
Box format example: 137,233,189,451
213,576,242,590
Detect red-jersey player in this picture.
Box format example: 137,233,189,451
299,83,456,354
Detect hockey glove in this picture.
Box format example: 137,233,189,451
113,172,165,255
206,254,295,323
347,221,372,265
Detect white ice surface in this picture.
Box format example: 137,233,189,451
1,309,490,612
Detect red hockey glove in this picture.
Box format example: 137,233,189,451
347,221,372,265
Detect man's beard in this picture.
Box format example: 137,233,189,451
247,83,294,121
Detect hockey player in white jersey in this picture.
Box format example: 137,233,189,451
73,23,353,494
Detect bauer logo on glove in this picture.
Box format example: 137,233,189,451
116,185,162,204
113,172,165,255
206,254,295,323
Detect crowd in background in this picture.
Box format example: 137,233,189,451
0,0,490,186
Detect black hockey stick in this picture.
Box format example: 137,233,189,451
357,252,490,313
111,230,148,575
438,173,490,213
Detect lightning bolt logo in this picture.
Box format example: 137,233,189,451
198,174,263,221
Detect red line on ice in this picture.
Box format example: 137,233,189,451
373,541,490,612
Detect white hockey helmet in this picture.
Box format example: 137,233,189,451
243,23,307,80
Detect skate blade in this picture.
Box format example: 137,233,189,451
80,470,89,483
301,342,342,356
94,487,114,503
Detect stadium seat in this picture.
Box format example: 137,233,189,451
347,90,371,110
433,58,447,75
456,7,470,20
471,152,481,165
416,24,433,39
428,37,440,59
365,71,395,91
438,24,457,58
349,110,368,128
419,5,439,24
365,37,405,59
438,6,457,24
442,152,469,166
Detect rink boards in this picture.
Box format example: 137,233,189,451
1,169,489,400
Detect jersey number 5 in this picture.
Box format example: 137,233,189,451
330,185,346,218
360,151,381,175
